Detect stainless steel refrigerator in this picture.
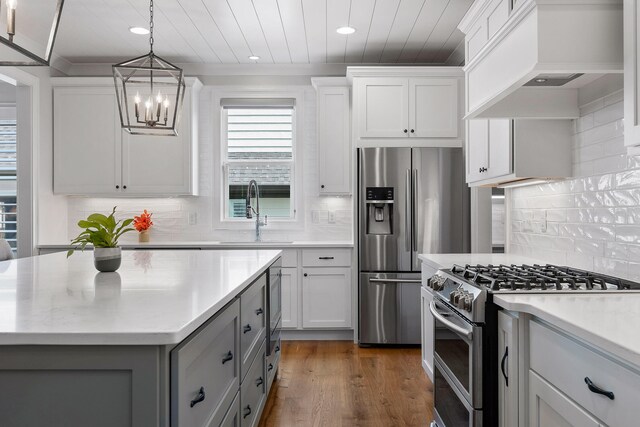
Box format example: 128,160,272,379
358,147,470,345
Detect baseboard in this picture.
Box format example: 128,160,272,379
281,329,354,341
422,360,434,382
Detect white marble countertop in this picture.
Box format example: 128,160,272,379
418,253,551,271
0,249,281,346
38,240,354,249
495,294,640,368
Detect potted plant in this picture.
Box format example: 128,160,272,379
133,209,153,242
67,207,134,272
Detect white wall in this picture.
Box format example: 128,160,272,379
508,77,640,281
65,82,353,244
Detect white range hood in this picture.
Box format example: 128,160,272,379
461,0,623,120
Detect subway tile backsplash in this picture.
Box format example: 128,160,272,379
509,90,640,281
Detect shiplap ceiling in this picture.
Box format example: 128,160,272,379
53,0,473,65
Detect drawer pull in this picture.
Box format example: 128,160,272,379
222,351,233,364
268,363,274,372
318,256,334,260
501,346,509,387
189,387,206,408
256,376,264,386
255,308,263,315
275,345,281,353
243,324,252,334
584,377,615,400
243,405,252,419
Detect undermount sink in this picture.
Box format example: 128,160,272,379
218,241,294,245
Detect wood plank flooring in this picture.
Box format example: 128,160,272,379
259,341,433,427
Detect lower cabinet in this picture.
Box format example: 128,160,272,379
301,267,352,328
240,340,267,427
528,371,601,427
280,267,298,328
420,286,434,382
497,311,518,427
220,393,241,427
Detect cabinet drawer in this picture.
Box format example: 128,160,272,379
171,300,239,427
530,320,640,427
240,339,267,427
266,332,282,393
240,274,267,380
280,249,297,268
218,392,240,427
302,249,351,267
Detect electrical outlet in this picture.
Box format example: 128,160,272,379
188,212,197,225
328,211,336,224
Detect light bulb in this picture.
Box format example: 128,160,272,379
156,91,162,103
134,92,141,104
145,98,152,109
6,0,17,10
163,96,170,108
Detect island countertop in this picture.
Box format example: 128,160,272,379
0,249,281,346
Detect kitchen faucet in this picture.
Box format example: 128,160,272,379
245,180,267,241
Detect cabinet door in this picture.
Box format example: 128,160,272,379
498,311,518,427
53,87,121,195
409,78,459,138
302,267,351,328
487,119,512,179
121,89,195,195
281,267,298,329
420,286,434,382
317,86,351,195
357,78,408,138
529,370,603,427
466,119,489,183
624,0,640,148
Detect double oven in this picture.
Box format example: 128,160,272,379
266,257,282,356
429,294,498,426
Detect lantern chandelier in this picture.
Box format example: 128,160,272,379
0,0,65,66
112,0,185,136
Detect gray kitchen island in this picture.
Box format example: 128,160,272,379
0,249,282,427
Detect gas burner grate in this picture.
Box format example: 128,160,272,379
450,264,640,292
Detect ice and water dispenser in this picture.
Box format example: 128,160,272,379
365,187,394,235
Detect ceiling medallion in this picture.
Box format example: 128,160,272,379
112,0,185,136
0,0,65,66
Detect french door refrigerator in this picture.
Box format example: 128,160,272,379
358,147,470,345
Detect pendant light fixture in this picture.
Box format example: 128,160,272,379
112,0,185,136
0,0,65,66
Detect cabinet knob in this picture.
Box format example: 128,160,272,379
403,129,408,133
222,351,233,364
255,308,263,316
115,185,120,189
243,324,252,334
268,363,274,372
243,405,252,419
256,376,264,387
410,129,415,133
123,185,127,189
321,185,325,189
189,387,206,408
304,273,308,277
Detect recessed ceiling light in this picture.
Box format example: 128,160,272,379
248,55,260,61
336,26,356,35
535,78,548,83
129,26,150,35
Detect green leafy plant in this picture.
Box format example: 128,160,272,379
67,207,134,257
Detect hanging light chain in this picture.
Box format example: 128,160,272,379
149,0,154,54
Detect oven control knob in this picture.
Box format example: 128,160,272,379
430,276,445,291
458,294,473,312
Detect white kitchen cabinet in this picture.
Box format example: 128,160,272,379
347,67,464,147
466,119,572,187
53,77,201,196
497,311,518,427
420,286,434,382
624,0,640,152
529,371,602,427
280,267,298,329
301,267,352,329
312,78,351,195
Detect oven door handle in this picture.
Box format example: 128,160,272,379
429,302,473,340
369,278,422,284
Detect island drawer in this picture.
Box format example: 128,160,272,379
240,273,267,380
219,392,240,427
530,320,640,427
266,332,281,393
240,339,267,427
171,300,240,427
302,248,351,267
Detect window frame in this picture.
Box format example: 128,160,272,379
212,88,305,231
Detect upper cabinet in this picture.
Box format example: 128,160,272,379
347,67,464,148
53,77,201,197
459,0,623,119
466,119,572,187
312,78,351,196
624,0,640,154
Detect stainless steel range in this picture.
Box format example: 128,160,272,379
426,263,640,427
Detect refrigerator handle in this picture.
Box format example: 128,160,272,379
405,169,411,252
412,169,418,252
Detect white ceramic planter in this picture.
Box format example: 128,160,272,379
93,247,122,272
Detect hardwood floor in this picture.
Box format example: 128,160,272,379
259,341,433,427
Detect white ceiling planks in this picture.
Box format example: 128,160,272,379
52,0,473,65
302,0,327,63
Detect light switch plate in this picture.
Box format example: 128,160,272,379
328,211,336,223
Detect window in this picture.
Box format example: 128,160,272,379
0,119,16,253
222,99,295,220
